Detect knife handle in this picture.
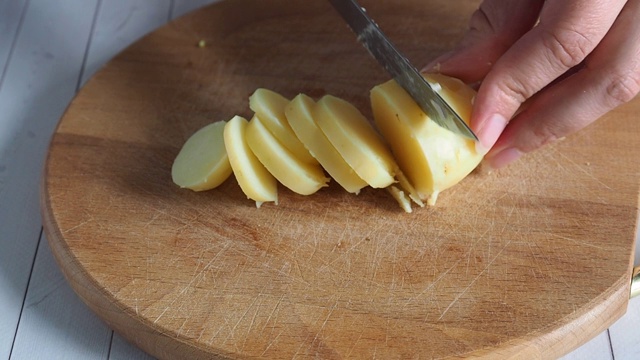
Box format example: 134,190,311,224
631,266,640,299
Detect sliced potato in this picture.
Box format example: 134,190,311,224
175,77,481,211
224,115,277,206
246,115,329,195
249,88,318,165
315,95,396,189
371,73,483,205
394,168,424,208
386,186,412,213
285,94,368,194
171,121,232,191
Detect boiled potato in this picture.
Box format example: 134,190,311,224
371,74,483,205
249,89,318,165
246,115,329,195
394,169,424,208
171,121,232,191
315,95,397,189
285,94,368,194
174,74,481,211
386,186,413,213
224,116,277,206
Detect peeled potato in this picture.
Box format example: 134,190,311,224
315,95,396,189
246,115,329,195
394,169,424,208
285,94,368,194
387,186,413,213
174,73,481,211
171,121,232,191
224,116,277,206
249,88,318,165
371,73,483,205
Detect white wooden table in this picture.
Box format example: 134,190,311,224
1,1,638,359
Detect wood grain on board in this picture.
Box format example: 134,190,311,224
41,0,640,359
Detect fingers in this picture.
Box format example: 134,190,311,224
424,0,543,84
484,0,640,169
472,0,627,151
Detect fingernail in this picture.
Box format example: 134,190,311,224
474,113,508,155
485,147,523,170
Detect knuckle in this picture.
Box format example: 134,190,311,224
604,72,640,106
496,76,531,105
529,123,563,150
541,27,594,70
469,4,499,35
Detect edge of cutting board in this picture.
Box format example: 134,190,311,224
40,200,631,359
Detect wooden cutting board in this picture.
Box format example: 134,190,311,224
41,0,640,359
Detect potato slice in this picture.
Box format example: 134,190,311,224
171,121,232,191
224,115,277,206
246,115,329,195
249,88,318,165
371,73,483,205
394,168,424,208
315,95,396,189
386,186,413,213
285,94,368,194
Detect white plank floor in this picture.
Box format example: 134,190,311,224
0,1,638,359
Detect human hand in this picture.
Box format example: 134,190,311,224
424,0,640,169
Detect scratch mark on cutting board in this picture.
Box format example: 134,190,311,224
196,327,208,342
226,295,261,351
437,240,511,321
344,326,365,359
314,299,338,340
262,294,286,333
240,295,264,352
208,315,232,345
327,235,369,266
402,258,464,309
465,228,491,276
554,150,612,190
551,233,606,250
153,241,231,324
62,218,94,233
142,212,162,228
260,327,285,357
292,298,339,359
526,242,547,280
175,316,191,337
259,261,311,288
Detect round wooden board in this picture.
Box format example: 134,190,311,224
41,0,640,359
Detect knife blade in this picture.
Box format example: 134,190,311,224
327,0,478,141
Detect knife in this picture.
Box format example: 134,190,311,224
327,0,478,141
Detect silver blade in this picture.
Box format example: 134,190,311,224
327,0,478,141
